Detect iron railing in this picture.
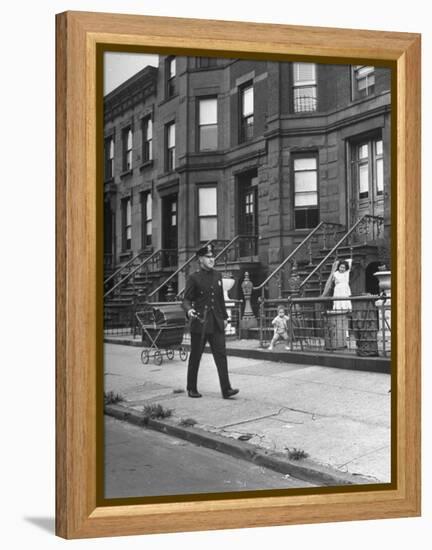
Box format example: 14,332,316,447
258,294,390,357
293,95,317,113
215,234,258,267
173,235,258,301
148,239,230,301
253,221,343,304
104,248,177,299
104,249,150,296
298,214,384,295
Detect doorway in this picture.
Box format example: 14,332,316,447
237,170,258,256
349,135,384,232
162,193,178,266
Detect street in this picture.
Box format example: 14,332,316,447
104,416,316,498
104,342,391,484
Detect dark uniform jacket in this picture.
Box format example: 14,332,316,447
182,268,228,333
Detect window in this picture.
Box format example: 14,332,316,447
239,82,254,143
375,140,384,196
104,136,114,180
293,63,317,113
166,56,176,98
122,128,133,171
352,66,375,100
141,192,152,247
171,201,177,227
142,116,153,162
293,157,319,229
198,98,218,151
121,197,132,250
352,138,383,199
197,57,217,69
198,186,217,242
165,122,175,172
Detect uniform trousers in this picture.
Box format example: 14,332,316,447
187,327,231,394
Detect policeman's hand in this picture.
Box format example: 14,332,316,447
188,309,198,319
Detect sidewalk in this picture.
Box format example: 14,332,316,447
104,333,390,373
104,342,392,486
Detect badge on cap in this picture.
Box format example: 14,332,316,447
196,243,215,257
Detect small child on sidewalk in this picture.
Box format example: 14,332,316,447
268,305,291,351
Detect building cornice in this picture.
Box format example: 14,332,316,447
265,103,391,140
104,66,158,123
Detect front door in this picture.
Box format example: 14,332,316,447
238,171,258,256
350,136,384,232
162,194,178,266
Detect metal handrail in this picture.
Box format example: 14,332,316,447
299,214,384,291
104,248,171,299
214,234,257,261
253,221,342,291
104,250,148,286
175,235,257,299
148,238,224,299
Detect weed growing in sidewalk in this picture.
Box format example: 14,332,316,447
285,447,309,460
143,403,173,423
179,418,197,427
104,391,125,405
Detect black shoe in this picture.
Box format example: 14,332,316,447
222,388,239,399
187,390,202,398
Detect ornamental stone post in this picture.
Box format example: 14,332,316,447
373,269,391,357
240,272,258,330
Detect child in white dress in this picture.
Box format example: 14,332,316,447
268,306,291,351
331,259,352,311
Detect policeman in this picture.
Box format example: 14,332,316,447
182,244,239,399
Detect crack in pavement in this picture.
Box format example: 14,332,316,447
336,445,390,469
219,406,316,429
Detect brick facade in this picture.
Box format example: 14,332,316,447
104,57,391,298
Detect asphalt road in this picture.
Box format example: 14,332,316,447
104,416,316,498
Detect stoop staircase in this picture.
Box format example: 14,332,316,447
253,215,384,302
104,248,177,331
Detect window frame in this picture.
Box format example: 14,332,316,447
165,121,176,172
122,127,133,172
197,184,218,243
121,196,132,251
166,56,176,98
351,65,375,100
141,191,152,248
351,136,384,202
292,154,320,230
239,81,254,143
292,62,317,113
198,96,218,152
104,136,114,180
141,115,153,163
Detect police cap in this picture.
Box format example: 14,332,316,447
196,243,215,257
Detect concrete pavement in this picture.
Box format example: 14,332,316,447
104,342,392,486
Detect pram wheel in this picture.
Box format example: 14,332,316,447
179,346,188,361
154,350,163,365
141,349,149,365
166,348,175,360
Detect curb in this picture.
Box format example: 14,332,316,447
104,338,390,373
105,403,377,488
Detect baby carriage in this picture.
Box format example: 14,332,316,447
135,303,189,365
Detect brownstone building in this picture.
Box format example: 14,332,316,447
104,56,391,306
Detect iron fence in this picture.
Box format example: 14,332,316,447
258,295,391,357
104,298,244,340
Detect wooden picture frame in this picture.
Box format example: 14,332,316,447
56,11,421,539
